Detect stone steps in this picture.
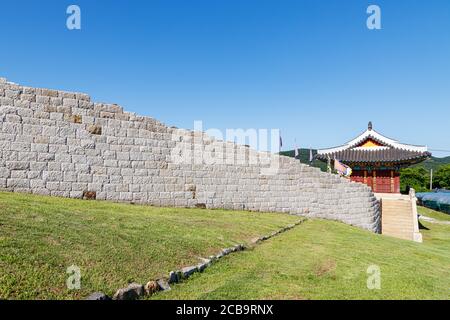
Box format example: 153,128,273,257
381,197,421,242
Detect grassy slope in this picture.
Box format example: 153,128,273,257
154,207,450,300
419,206,450,221
0,192,298,300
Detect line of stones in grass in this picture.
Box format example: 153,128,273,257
86,219,305,300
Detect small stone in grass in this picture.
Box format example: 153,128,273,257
113,283,144,300
181,266,198,278
222,248,232,255
86,292,110,300
197,262,209,272
144,281,159,295
216,252,224,259
168,271,179,284
156,279,171,291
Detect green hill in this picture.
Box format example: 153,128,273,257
280,149,327,171
413,156,450,171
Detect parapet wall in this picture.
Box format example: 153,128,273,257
0,77,381,232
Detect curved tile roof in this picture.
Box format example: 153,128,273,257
316,122,431,164
317,122,428,155
316,149,431,164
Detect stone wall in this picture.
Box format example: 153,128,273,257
0,77,380,232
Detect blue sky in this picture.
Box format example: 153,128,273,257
1,0,449,157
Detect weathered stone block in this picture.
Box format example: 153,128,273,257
85,292,111,301
181,266,198,279
7,178,29,188
0,168,11,178
113,283,144,300
6,161,29,170
156,279,171,291
88,125,102,135
82,191,97,200
63,98,78,108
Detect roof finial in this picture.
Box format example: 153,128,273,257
368,121,373,131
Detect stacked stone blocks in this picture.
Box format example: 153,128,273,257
0,77,380,232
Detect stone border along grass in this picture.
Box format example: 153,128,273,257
85,219,306,300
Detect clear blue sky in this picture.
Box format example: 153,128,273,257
1,0,449,157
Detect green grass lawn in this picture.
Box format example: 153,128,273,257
2,191,449,300
418,206,450,221
153,207,450,300
0,192,298,300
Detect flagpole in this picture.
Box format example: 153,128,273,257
279,131,282,154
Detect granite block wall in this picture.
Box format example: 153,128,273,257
0,77,380,232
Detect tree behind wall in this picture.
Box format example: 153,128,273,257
434,164,450,189
400,167,429,193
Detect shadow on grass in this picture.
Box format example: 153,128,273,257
418,220,430,230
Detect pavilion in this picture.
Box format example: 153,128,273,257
316,122,431,193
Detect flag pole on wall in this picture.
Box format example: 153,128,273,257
279,132,283,153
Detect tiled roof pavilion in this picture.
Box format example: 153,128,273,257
316,122,431,166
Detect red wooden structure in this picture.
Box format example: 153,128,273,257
316,122,430,194
350,169,400,193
